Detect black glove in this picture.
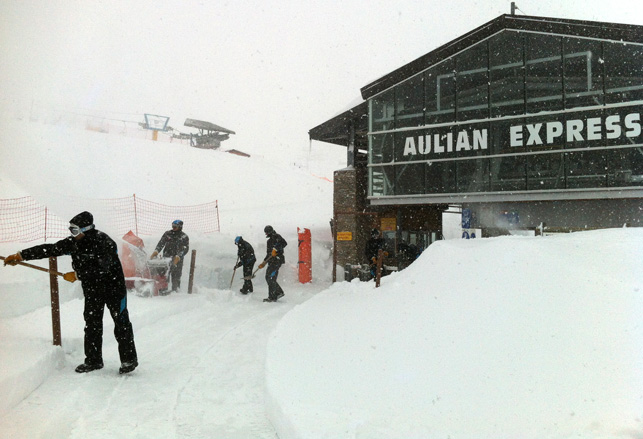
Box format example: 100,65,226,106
235,262,242,269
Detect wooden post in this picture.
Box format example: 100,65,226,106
331,215,337,282
187,250,196,294
49,257,62,346
375,249,384,288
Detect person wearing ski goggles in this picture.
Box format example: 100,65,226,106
68,223,94,237
3,211,138,375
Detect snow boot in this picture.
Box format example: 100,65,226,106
119,361,138,375
263,292,284,303
75,361,104,373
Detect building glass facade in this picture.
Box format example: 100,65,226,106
368,29,643,200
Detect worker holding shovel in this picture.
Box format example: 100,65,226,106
233,236,256,294
259,225,287,303
3,211,138,375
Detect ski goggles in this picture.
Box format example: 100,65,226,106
69,223,93,236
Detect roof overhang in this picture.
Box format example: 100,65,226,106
308,100,368,147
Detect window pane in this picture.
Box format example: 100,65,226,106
395,164,425,195
525,34,563,113
565,150,608,188
604,41,643,103
426,59,455,124
370,166,394,196
426,161,456,193
370,89,395,132
395,131,417,162
492,117,525,154
563,37,604,108
456,41,489,121
370,133,394,164
608,148,643,187
490,155,527,191
527,152,565,189
489,31,525,117
395,75,425,128
457,159,489,192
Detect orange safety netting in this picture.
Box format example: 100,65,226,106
0,195,219,243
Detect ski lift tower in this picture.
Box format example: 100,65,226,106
143,113,170,141
184,118,235,149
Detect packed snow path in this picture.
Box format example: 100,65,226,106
0,290,311,439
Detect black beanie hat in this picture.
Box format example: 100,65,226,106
70,211,94,228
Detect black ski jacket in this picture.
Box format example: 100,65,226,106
236,238,256,268
20,229,126,292
154,230,190,258
264,232,287,264
365,237,385,263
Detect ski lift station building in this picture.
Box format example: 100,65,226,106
309,14,643,269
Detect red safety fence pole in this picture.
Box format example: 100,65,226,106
215,200,220,233
133,193,139,236
298,227,312,284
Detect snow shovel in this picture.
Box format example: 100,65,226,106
247,255,273,280
230,256,239,288
1,255,77,282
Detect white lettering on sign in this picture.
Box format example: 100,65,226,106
400,111,641,158
403,129,487,157
625,113,642,137
510,112,641,147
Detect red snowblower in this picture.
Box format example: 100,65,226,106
120,231,170,297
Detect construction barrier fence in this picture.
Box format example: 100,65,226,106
0,195,220,243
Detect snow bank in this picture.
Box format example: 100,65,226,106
266,228,643,439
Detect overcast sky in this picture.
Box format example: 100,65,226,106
0,0,640,155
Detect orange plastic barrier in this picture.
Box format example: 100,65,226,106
298,227,312,284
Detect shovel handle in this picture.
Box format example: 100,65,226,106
1,255,76,282
251,255,274,278
230,256,239,288
1,255,64,276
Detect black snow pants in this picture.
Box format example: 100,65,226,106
82,282,137,366
241,262,255,293
265,260,284,300
168,257,184,291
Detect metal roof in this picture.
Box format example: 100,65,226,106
308,100,368,147
184,119,236,135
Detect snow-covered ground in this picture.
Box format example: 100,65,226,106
0,116,641,438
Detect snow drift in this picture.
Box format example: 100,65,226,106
266,228,643,438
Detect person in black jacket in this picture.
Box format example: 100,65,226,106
365,228,386,278
258,225,287,302
3,211,138,374
150,220,189,293
234,236,256,294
